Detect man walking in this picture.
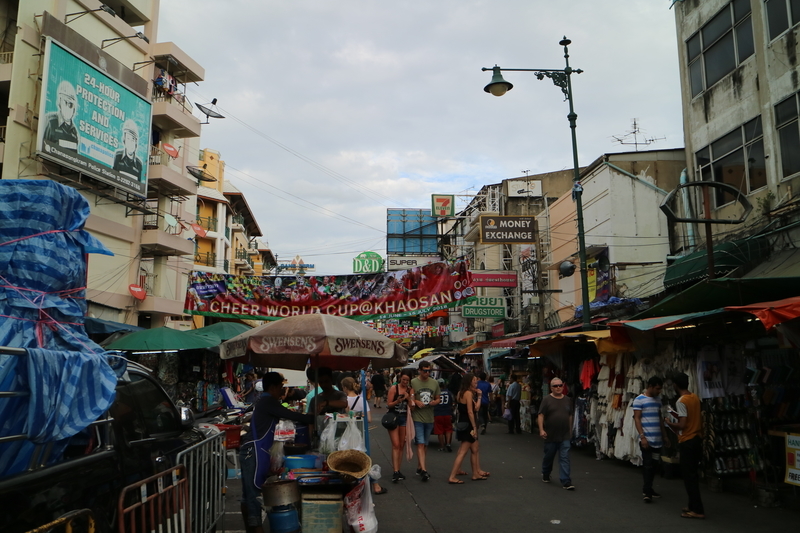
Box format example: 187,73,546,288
410,361,441,481
505,374,522,434
633,376,667,503
665,372,704,519
537,377,574,490
371,370,386,408
476,372,491,434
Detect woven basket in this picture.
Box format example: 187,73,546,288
326,449,372,480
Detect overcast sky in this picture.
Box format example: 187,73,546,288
158,1,684,275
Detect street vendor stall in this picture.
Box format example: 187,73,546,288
220,313,408,533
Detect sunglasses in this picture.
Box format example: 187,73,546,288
419,368,430,373
551,384,564,388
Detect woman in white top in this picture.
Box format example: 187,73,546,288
341,377,387,495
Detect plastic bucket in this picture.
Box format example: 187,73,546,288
267,506,300,533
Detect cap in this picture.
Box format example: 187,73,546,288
437,378,445,384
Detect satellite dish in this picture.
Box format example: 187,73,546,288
162,143,180,159
559,261,576,278
589,256,611,272
164,213,178,227
195,98,225,124
190,223,207,238
186,164,216,182
129,284,147,301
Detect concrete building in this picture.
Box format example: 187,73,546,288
673,0,797,246
537,150,686,324
0,0,206,329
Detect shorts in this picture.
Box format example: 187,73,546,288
413,421,434,445
433,415,453,435
396,414,408,427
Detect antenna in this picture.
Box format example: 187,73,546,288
195,98,225,125
186,163,217,182
611,119,665,151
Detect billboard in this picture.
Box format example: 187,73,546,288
431,194,455,217
353,251,384,274
478,215,536,244
387,209,438,255
462,297,506,318
471,271,518,287
37,38,152,197
386,255,442,271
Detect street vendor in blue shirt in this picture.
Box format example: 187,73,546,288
239,372,315,533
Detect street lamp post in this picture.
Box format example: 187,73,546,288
482,37,592,330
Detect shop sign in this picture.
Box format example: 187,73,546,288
431,194,455,217
786,433,800,487
478,216,535,244
278,255,315,272
387,255,442,271
492,322,505,337
462,297,506,318
472,271,518,287
353,251,384,274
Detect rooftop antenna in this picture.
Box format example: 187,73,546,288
611,119,665,151
195,98,225,125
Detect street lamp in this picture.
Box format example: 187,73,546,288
482,37,592,331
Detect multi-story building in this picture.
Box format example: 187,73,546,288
673,0,799,252
538,149,686,324
1,1,206,328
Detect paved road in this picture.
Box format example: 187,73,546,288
222,408,797,532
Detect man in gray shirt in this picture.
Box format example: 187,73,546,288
537,377,574,490
505,374,522,434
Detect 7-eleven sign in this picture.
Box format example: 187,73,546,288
431,194,455,217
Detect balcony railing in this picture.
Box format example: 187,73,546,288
196,215,217,232
235,249,250,261
249,241,259,251
0,125,6,142
151,87,194,116
225,227,230,240
139,272,156,296
231,214,245,226
223,259,229,273
143,209,183,235
195,251,216,267
0,51,12,64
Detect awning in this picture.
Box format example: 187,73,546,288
663,236,770,288
610,309,728,332
411,347,436,360
488,349,512,360
405,354,466,373
490,317,608,348
726,296,800,330
424,310,449,319
458,339,497,355
633,277,800,319
529,330,635,358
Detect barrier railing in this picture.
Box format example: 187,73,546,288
176,432,226,533
25,509,95,533
118,465,190,533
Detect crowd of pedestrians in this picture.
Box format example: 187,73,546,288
372,366,705,520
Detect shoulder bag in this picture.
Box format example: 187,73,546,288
381,385,400,430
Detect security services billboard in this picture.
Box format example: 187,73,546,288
37,38,152,197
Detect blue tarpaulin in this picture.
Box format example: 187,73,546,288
0,180,119,477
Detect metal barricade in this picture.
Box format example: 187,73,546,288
25,509,95,533
176,432,226,533
118,465,190,533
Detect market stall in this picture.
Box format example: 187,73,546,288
220,313,408,533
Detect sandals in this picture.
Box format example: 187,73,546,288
373,487,388,495
479,471,490,477
456,470,468,476
681,511,705,519
472,476,488,481
448,479,465,484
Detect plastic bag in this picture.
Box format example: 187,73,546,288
319,418,338,455
275,419,296,442
338,418,365,452
503,407,513,421
368,464,381,481
269,441,285,475
344,478,377,533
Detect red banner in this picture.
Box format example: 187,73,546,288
471,271,518,287
184,261,474,321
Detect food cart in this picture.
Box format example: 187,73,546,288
220,314,408,533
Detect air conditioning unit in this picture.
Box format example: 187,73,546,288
475,332,487,342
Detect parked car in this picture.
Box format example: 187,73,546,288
0,362,203,533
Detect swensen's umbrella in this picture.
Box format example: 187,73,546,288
219,314,408,371
106,326,220,351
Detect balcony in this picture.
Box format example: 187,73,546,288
151,42,205,85
136,294,188,316
141,215,194,257
151,88,201,138
234,249,255,271
0,51,12,83
196,215,218,233
231,214,245,232
195,251,216,268
147,144,197,197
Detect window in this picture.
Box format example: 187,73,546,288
687,0,754,97
765,0,800,40
696,116,766,207
775,92,800,178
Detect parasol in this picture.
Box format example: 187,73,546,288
219,314,407,371
105,326,219,351
185,321,252,343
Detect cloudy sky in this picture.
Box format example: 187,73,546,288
158,1,684,275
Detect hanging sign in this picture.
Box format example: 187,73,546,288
786,433,800,487
353,251,384,274
461,297,507,318
431,194,455,217
129,284,147,301
479,216,536,244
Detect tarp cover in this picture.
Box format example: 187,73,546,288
0,180,118,477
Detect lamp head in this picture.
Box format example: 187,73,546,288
483,65,513,97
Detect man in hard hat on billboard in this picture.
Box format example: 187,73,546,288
43,80,80,151
113,119,143,179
